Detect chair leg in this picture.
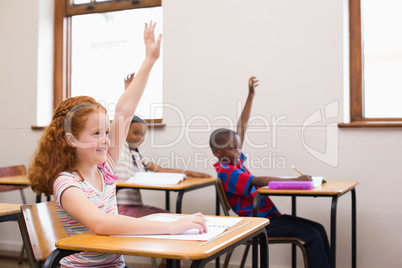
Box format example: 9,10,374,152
239,244,251,268
151,257,157,268
223,249,234,268
18,245,24,264
18,189,27,264
19,189,27,204
297,243,309,268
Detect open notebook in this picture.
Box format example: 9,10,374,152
125,172,186,185
114,215,243,241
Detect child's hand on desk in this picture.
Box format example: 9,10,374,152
184,171,211,178
295,175,312,181
170,212,207,235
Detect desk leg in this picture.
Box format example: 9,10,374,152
176,190,184,213
215,183,221,216
259,229,269,268
252,229,268,268
330,195,339,268
251,193,262,267
291,196,297,268
165,190,170,211
351,188,356,268
166,259,180,268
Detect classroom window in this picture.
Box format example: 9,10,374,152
54,0,163,121
346,0,402,126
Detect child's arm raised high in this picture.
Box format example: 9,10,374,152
108,21,162,162
237,76,258,148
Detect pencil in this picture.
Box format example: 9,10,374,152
291,165,304,176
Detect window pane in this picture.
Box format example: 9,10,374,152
362,0,402,118
71,7,163,119
73,0,91,4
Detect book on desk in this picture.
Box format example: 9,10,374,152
125,172,187,185
114,214,244,241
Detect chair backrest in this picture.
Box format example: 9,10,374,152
18,201,67,268
216,179,232,216
0,164,26,177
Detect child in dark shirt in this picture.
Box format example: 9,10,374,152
210,76,330,268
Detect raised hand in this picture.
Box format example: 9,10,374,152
124,72,135,90
248,76,259,95
144,20,162,62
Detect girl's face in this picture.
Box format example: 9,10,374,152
126,122,147,150
74,111,110,165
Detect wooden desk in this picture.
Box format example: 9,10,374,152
253,181,358,268
0,175,50,203
0,203,21,222
0,174,29,186
117,177,221,214
45,215,269,268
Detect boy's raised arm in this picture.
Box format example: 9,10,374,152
237,76,258,147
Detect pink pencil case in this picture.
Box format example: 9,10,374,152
268,181,314,190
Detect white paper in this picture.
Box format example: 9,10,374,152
125,172,186,185
312,176,326,188
114,215,243,241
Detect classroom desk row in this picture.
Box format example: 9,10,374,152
1,175,358,268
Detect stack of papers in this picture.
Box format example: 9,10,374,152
125,172,186,185
312,176,326,188
115,215,243,241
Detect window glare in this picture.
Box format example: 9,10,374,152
73,0,91,5
71,7,163,119
362,0,402,118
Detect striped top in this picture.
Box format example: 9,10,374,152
53,154,125,268
214,153,281,219
115,141,147,206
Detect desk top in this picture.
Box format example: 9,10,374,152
116,177,218,190
0,203,21,217
0,175,29,186
257,181,359,196
55,215,269,260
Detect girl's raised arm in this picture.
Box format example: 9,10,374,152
108,21,162,162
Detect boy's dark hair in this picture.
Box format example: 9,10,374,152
209,128,237,151
131,115,147,125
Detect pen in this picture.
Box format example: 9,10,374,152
291,165,304,176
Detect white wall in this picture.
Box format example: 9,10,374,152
1,0,402,267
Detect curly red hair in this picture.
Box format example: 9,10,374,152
29,96,107,196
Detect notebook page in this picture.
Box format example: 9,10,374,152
113,215,243,241
125,172,186,185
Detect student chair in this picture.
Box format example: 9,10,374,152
215,180,309,268
17,201,72,268
18,200,158,268
0,164,28,264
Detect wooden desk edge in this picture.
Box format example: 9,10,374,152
257,181,359,195
116,177,218,190
55,216,269,260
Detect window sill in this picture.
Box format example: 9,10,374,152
31,122,166,131
338,121,402,128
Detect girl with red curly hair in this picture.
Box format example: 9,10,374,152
28,21,207,268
